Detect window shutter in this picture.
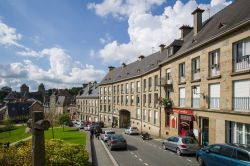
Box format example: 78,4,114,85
234,80,250,97
210,84,220,97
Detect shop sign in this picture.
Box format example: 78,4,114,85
173,108,193,115
179,115,193,121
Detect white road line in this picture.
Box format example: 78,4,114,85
134,155,138,158
100,140,119,166
144,163,149,166
139,158,143,162
130,152,133,155
187,159,192,162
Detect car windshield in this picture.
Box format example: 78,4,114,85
106,131,115,134
182,138,198,144
112,135,124,140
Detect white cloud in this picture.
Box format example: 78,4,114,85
99,33,112,44
89,0,231,65
0,47,106,90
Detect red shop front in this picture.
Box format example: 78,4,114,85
173,108,194,136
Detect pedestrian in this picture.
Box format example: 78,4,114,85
187,129,195,139
90,128,94,139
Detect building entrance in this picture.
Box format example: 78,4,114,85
119,110,130,128
200,117,209,146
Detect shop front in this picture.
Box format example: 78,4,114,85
173,108,194,137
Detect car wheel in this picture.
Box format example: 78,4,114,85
198,156,205,166
162,143,166,150
176,148,182,156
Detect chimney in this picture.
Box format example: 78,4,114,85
82,83,88,89
122,62,126,68
192,8,204,35
138,55,145,61
179,25,193,39
93,81,97,89
88,82,91,92
108,66,115,71
159,44,166,53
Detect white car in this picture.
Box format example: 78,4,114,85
101,130,115,142
124,127,139,135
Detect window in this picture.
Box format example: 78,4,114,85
104,96,107,104
233,80,250,112
148,77,152,91
165,111,170,127
100,87,103,95
117,85,120,93
121,95,124,105
143,79,147,92
154,93,158,108
154,75,158,91
104,105,106,112
192,86,200,108
192,57,200,80
108,105,111,112
179,63,185,82
209,83,220,109
126,95,129,105
166,68,171,84
227,121,250,145
220,146,234,158
100,96,103,104
108,86,112,94
121,84,124,94
148,110,152,123
143,94,146,107
143,109,146,121
154,110,158,125
136,109,141,119
131,82,134,93
126,83,129,94
136,95,140,106
117,96,120,104
209,145,221,153
179,88,185,107
148,94,152,107
209,49,220,77
108,96,111,103
131,95,134,105
137,81,141,93
100,105,102,112
104,87,107,94
237,150,250,162
113,86,116,94
234,38,250,71
113,96,116,104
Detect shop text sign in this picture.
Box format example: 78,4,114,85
173,108,193,115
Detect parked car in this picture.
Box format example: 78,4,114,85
92,121,104,128
84,125,93,131
124,127,139,135
64,121,73,127
162,136,200,156
75,123,85,129
196,144,250,166
101,130,115,142
107,134,127,151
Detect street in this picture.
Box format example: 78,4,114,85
101,128,198,166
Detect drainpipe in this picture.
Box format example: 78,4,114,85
140,76,143,134
159,65,162,138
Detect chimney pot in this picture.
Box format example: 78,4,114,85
108,66,115,71
138,55,145,61
192,7,204,35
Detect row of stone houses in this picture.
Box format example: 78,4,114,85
91,0,250,146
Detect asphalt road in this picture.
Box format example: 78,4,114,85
102,128,199,166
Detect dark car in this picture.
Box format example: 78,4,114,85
64,121,74,127
92,121,104,128
196,144,250,166
107,134,127,151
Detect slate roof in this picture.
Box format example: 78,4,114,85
77,83,99,98
0,102,33,119
99,0,250,85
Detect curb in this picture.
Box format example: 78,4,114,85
85,131,93,166
10,136,32,146
100,140,119,166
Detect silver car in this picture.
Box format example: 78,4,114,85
101,130,115,142
162,136,200,156
124,127,139,135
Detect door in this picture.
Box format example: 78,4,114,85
200,118,209,146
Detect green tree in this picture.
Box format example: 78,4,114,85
58,113,70,132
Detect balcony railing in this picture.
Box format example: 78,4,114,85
192,98,200,108
160,78,172,86
209,97,220,109
234,56,250,72
180,76,185,83
209,64,220,77
192,69,200,80
179,98,185,107
233,97,250,111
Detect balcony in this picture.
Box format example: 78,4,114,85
192,69,200,80
233,97,250,112
192,98,200,108
159,78,173,86
209,97,220,109
179,98,185,107
180,76,185,83
234,55,250,72
209,64,220,77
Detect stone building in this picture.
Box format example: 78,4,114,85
99,0,250,145
76,82,99,122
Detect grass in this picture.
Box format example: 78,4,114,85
45,127,86,145
0,126,31,143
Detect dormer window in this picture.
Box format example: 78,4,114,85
168,47,173,56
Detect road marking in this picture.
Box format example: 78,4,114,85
187,159,192,162
134,155,138,158
100,140,119,166
144,163,149,166
139,158,143,162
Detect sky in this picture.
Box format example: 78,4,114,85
0,0,232,91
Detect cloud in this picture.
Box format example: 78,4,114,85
89,0,231,65
0,47,106,90
99,33,112,44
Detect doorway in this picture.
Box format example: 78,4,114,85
119,110,130,128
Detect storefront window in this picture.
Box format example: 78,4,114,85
227,121,250,145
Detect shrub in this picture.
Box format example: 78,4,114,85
0,139,89,166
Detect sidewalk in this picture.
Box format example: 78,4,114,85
91,136,115,166
10,136,32,146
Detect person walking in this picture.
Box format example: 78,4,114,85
90,127,94,139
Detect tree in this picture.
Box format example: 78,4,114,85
58,113,70,132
